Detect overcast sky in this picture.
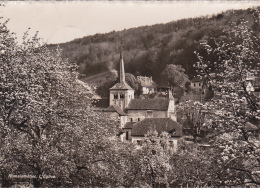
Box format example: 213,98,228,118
0,1,259,44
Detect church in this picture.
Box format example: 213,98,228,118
104,45,182,150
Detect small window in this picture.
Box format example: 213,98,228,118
138,118,140,122
194,83,196,87
114,94,118,99
126,131,129,140
147,110,153,118
137,140,142,146
199,83,201,87
169,141,174,147
120,94,124,99
130,118,133,122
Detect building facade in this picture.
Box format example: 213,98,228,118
137,76,157,95
105,44,182,147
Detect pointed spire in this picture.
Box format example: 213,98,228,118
120,36,123,59
119,37,125,83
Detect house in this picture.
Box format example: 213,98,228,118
105,43,182,147
124,118,182,151
137,76,157,95
156,86,170,96
181,76,213,102
190,76,203,93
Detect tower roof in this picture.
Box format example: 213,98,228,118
110,82,133,90
110,38,134,91
119,38,125,83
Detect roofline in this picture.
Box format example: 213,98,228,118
104,111,127,116
109,88,134,90
127,109,168,111
131,134,182,137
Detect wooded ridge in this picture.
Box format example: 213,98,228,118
47,7,260,84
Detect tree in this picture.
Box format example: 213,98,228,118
177,101,209,143
96,79,117,98
108,142,143,187
0,21,118,187
125,73,141,92
138,131,174,188
194,19,260,186
171,139,216,187
160,64,190,89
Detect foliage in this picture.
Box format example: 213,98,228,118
125,73,141,93
194,18,260,186
138,131,174,188
171,140,216,187
0,20,118,187
48,7,260,83
96,79,117,98
160,64,190,89
177,101,209,143
109,142,143,187
2,6,260,188
96,72,141,99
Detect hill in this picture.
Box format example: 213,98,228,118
47,7,260,86
80,70,117,88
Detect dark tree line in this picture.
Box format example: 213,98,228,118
48,7,260,83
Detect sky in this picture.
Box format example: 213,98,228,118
0,1,259,44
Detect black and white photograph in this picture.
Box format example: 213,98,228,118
0,0,260,187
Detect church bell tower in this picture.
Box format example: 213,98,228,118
109,39,134,110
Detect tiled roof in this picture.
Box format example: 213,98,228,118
127,98,170,110
104,105,127,116
123,122,136,129
157,85,170,89
131,118,182,137
191,76,202,82
110,82,133,90
140,80,157,87
138,77,157,88
245,122,259,131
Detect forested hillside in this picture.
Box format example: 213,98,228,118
48,7,260,83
